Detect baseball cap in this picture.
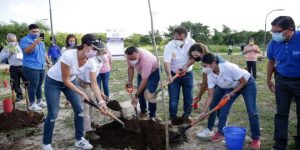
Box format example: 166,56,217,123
81,34,106,51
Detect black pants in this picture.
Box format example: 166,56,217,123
273,75,300,150
227,49,232,55
9,66,28,97
246,61,257,79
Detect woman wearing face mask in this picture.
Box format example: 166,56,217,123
187,43,225,138
42,34,108,150
243,38,260,79
61,34,78,53
76,42,108,141
97,48,112,97
61,34,78,107
198,53,261,149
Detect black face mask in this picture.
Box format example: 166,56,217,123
193,56,202,62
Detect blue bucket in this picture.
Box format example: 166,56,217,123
223,126,247,150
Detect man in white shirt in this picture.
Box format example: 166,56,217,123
163,26,195,123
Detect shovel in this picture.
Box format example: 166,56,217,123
125,85,139,119
180,97,230,136
144,69,186,101
84,99,125,128
22,82,35,118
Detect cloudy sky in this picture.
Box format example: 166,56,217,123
1,0,299,36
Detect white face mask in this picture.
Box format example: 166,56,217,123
202,67,213,74
129,59,139,65
174,40,184,47
8,42,17,46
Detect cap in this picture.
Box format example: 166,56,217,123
81,34,106,51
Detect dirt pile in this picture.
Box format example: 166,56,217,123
106,100,122,111
91,119,181,150
0,109,44,132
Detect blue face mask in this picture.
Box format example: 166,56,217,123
29,33,38,39
68,42,75,47
272,32,286,42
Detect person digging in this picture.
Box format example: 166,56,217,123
125,46,160,121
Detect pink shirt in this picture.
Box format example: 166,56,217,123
100,50,112,73
243,44,260,61
126,49,159,79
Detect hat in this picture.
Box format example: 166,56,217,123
81,34,106,51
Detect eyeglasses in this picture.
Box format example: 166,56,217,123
271,29,287,34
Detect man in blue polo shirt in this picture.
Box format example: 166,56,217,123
267,16,300,150
20,24,52,111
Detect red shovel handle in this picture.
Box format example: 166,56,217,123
212,96,230,112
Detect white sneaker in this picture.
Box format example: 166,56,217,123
197,128,213,138
43,144,53,150
215,118,219,126
37,101,47,108
29,103,42,111
75,137,93,149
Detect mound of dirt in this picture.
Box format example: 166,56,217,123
0,109,44,132
91,119,179,150
106,100,122,111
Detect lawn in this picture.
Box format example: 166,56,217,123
0,51,297,150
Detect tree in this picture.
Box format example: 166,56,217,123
165,21,211,43
211,29,223,45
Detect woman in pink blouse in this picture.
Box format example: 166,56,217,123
243,38,260,79
97,49,112,97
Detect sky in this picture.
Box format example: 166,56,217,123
1,0,299,37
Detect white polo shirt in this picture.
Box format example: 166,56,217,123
163,38,195,72
77,57,103,83
207,62,251,89
47,49,97,82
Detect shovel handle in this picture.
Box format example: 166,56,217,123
84,99,125,127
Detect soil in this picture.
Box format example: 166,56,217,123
91,118,181,150
106,100,122,111
0,109,44,132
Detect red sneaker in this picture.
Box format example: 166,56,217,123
250,139,261,150
210,131,224,142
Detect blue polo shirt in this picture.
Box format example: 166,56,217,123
267,31,300,78
20,34,46,70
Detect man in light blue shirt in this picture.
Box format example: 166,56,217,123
19,24,51,111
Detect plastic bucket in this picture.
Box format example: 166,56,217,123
223,126,247,150
3,98,13,113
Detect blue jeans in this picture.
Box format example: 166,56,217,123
212,77,261,139
23,67,45,105
51,58,59,65
207,86,226,131
168,71,194,119
137,69,160,118
97,72,110,97
43,76,84,144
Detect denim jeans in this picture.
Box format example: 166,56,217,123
273,75,300,150
43,76,84,144
97,72,110,97
207,86,226,131
212,77,261,140
23,66,45,105
51,58,59,65
246,61,257,79
168,71,194,119
137,69,160,118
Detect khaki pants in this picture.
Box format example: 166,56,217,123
77,78,95,132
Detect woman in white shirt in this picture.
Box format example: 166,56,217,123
42,34,107,150
198,53,261,149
